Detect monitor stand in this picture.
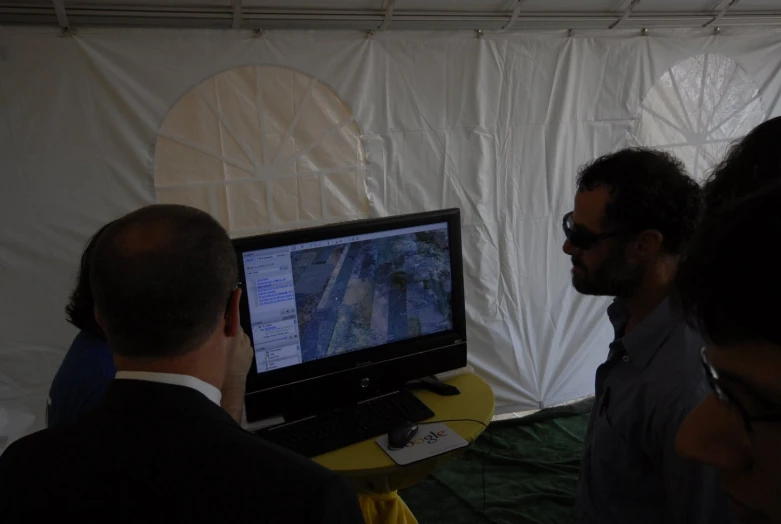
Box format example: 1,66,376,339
407,375,461,396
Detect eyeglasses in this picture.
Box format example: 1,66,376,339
562,211,625,250
700,346,781,435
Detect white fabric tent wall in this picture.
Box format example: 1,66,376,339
1,27,781,440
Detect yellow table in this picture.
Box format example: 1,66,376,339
314,373,495,524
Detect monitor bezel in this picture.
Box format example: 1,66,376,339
233,208,465,397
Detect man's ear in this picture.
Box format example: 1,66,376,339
224,287,242,338
631,229,664,260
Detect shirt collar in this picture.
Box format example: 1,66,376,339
606,296,684,371
115,371,222,406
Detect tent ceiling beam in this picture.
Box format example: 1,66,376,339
2,5,780,31
379,0,395,31
613,0,637,9
704,0,738,27
501,0,529,31
232,0,242,30
50,0,69,30
610,0,642,29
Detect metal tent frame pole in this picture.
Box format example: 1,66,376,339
0,3,779,31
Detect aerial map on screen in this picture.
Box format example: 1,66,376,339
290,228,453,362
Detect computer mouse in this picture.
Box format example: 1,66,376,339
388,421,419,449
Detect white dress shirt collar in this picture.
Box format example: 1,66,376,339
115,371,222,406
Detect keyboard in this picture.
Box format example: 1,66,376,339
255,388,435,457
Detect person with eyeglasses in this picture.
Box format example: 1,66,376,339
673,119,781,524
562,148,733,524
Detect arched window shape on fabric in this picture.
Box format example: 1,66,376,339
631,54,766,182
153,66,369,236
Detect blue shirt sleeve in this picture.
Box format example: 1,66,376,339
48,331,115,428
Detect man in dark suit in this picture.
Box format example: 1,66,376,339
0,204,364,523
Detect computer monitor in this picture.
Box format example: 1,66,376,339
234,208,467,423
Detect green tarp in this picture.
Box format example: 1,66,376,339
401,403,591,524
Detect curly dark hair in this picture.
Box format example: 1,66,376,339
65,221,115,334
677,182,781,347
703,115,781,218
576,147,703,256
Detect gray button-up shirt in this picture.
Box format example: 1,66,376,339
577,297,733,524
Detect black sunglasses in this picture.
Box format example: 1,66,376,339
562,211,625,250
701,346,781,436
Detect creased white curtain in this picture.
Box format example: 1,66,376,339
1,28,780,442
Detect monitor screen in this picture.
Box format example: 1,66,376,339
242,222,454,374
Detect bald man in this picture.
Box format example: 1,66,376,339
0,205,363,524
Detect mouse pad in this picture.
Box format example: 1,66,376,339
376,423,469,466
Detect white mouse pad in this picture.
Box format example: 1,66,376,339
376,423,469,466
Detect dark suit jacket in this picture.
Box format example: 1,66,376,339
0,380,364,523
